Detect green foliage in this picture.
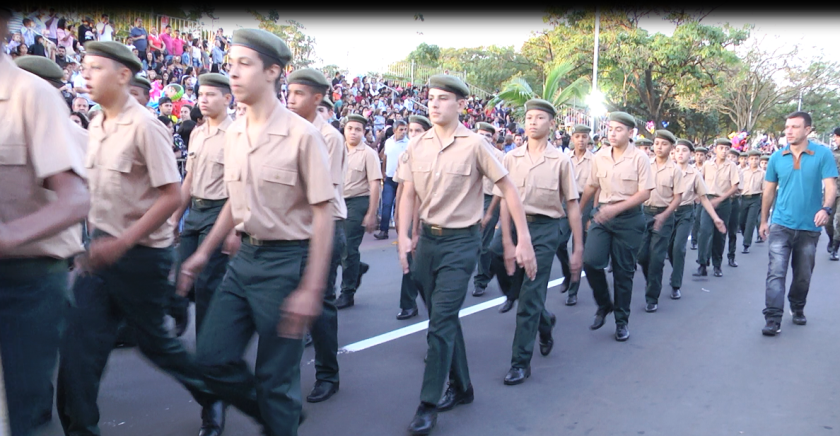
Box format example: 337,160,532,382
486,61,589,122
407,43,441,67
249,10,317,69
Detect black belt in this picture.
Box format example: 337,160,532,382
526,214,556,223
421,223,479,237
742,194,761,199
677,204,694,212
191,197,227,209
241,233,308,247
643,206,667,214
0,257,68,279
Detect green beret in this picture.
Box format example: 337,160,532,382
524,98,556,118
727,148,740,157
408,115,432,130
573,124,592,134
714,138,732,147
232,28,292,67
695,147,708,153
346,114,368,126
198,73,230,90
15,55,64,88
84,41,142,74
655,129,676,144
636,138,653,146
429,74,469,99
748,150,761,157
476,122,496,134
760,154,770,161
609,111,636,129
739,152,748,157
130,74,151,90
287,68,330,90
320,96,334,110
676,139,694,152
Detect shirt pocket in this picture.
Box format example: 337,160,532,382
0,143,26,166
102,155,132,190
209,149,225,181
534,176,559,206
259,165,298,203
443,162,472,197
618,169,639,196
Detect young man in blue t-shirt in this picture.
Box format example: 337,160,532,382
759,111,838,336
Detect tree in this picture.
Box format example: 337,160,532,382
438,46,540,94
407,43,440,67
486,61,589,120
249,11,318,69
524,8,749,136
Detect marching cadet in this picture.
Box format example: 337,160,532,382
725,148,745,268
636,137,654,162
0,25,89,435
637,130,684,312
56,41,219,436
129,73,151,106
667,139,726,300
167,72,233,435
177,29,335,436
739,150,764,254
396,74,537,436
760,154,769,171
578,112,654,342
285,68,346,404
393,115,432,319
335,114,382,309
689,146,708,250
757,154,771,245
558,123,596,306
472,122,504,298
489,99,582,384
694,138,740,278
738,151,748,170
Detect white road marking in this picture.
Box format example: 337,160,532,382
339,272,587,354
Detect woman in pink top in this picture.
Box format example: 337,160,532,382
148,27,163,53
56,18,76,54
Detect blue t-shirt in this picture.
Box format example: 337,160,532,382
130,27,148,51
766,141,838,231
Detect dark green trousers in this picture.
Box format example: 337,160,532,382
698,198,731,268
311,222,345,383
57,231,216,436
340,196,370,296
399,223,426,311
474,194,500,289
495,217,561,369
195,240,310,436
727,197,741,260
0,258,67,436
583,206,645,326
668,204,695,289
556,200,591,296
740,195,762,248
176,200,229,334
691,202,702,246
638,206,676,304
413,224,480,405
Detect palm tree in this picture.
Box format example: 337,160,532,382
486,61,590,121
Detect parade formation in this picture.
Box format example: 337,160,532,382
4,7,840,436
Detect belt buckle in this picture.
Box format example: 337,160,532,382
430,225,443,236
194,198,206,207
526,215,535,222
247,235,262,246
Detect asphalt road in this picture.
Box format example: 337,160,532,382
37,229,840,436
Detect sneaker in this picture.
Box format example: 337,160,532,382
762,320,781,336
790,308,807,325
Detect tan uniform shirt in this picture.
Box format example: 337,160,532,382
571,150,595,195
741,167,765,195
482,143,504,196
344,142,382,198
224,102,334,241
87,97,181,248
314,115,347,220
396,123,508,228
702,159,741,196
186,117,232,200
0,56,86,259
644,159,685,208
492,144,579,219
679,164,709,206
588,144,655,204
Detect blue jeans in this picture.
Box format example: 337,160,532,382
379,177,398,233
763,224,820,321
